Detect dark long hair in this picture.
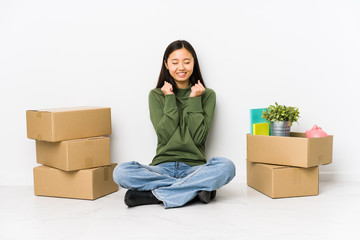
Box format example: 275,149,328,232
156,40,205,93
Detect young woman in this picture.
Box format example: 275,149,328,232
113,40,236,209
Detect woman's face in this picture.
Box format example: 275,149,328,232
165,47,194,88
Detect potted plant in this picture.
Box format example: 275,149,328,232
261,102,300,136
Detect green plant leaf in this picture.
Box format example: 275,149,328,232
262,102,300,124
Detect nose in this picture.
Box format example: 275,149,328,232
178,62,185,70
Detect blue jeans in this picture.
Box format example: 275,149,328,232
112,157,236,209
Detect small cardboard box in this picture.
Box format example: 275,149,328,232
33,164,119,200
26,106,111,142
247,161,319,198
36,136,110,171
247,132,333,168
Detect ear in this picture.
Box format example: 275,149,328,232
164,60,169,70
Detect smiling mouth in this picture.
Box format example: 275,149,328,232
176,72,187,77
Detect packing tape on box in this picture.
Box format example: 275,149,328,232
104,167,109,181
85,157,93,168
36,112,42,118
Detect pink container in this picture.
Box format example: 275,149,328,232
305,125,328,138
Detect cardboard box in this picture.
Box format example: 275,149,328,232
247,132,333,168
36,136,110,171
26,106,111,142
33,164,119,200
247,161,319,198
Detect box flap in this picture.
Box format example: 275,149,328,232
290,132,306,138
37,106,110,113
64,136,109,143
255,162,289,170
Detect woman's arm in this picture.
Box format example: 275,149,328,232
149,90,179,144
185,89,216,145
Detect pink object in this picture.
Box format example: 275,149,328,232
305,125,328,138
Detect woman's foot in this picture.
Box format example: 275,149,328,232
198,190,216,204
210,190,216,200
124,190,161,207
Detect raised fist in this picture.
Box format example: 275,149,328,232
161,81,174,95
189,80,205,97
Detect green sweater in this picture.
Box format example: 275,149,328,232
148,85,216,166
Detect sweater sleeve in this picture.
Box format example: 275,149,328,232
185,90,216,145
149,90,179,144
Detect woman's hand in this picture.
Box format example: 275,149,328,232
189,80,205,97
161,81,174,95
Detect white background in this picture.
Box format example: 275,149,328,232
1,0,359,185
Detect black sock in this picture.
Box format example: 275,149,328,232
124,190,161,207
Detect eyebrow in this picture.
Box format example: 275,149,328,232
171,58,192,61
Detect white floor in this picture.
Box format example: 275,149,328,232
1,180,360,240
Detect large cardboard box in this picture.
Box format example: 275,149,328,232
36,136,110,171
33,164,119,200
247,161,319,198
26,107,111,142
247,132,333,168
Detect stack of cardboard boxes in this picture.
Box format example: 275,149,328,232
26,107,119,200
246,132,333,198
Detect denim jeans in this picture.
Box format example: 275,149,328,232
112,157,236,209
